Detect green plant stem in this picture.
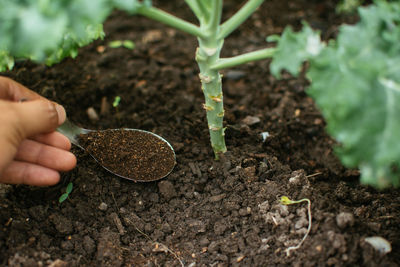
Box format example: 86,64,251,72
194,1,228,159
196,0,209,20
185,0,202,19
211,47,276,70
137,1,226,157
209,0,223,31
218,0,264,39
138,1,268,158
138,6,205,38
185,0,209,22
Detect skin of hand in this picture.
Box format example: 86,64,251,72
0,76,76,186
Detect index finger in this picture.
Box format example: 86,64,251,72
0,76,44,101
31,132,72,151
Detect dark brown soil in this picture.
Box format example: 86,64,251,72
79,129,175,182
1,0,399,266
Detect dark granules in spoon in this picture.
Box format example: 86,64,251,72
79,129,175,181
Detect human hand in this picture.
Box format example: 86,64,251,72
0,76,76,186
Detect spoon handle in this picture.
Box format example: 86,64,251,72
56,119,87,147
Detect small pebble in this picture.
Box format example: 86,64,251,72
336,212,355,229
260,132,270,142
100,97,110,115
242,115,261,126
364,236,391,254
99,202,108,211
239,207,251,216
199,237,210,246
86,107,99,121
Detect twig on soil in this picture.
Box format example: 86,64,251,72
110,192,184,266
305,172,322,178
271,215,278,226
125,217,185,267
110,212,126,235
280,196,312,257
154,242,185,267
111,192,119,210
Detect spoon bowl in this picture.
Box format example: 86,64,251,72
57,119,176,182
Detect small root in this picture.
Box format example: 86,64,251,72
279,196,312,257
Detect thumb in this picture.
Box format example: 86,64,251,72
11,99,66,138
0,99,66,175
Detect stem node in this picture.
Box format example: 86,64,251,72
203,104,214,111
199,73,212,83
209,93,223,102
204,47,218,56
209,125,221,131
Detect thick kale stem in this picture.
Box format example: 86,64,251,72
196,41,227,158
194,2,227,158
138,1,267,158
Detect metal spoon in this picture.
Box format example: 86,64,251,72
56,119,176,182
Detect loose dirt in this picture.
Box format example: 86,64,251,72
1,0,399,266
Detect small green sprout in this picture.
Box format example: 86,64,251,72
59,182,73,203
108,40,135,50
280,196,312,256
113,96,121,108
113,96,122,123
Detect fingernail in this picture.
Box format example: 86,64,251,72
55,104,66,125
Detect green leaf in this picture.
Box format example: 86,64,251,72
109,40,123,48
265,34,280,42
268,22,324,78
0,50,14,72
269,0,400,188
0,0,111,70
113,96,121,107
280,196,294,205
45,23,105,66
66,182,73,194
108,40,135,49
306,0,400,188
59,193,69,203
123,40,135,50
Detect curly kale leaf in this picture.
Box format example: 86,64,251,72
270,0,400,188
0,0,152,70
267,22,324,78
0,0,111,70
